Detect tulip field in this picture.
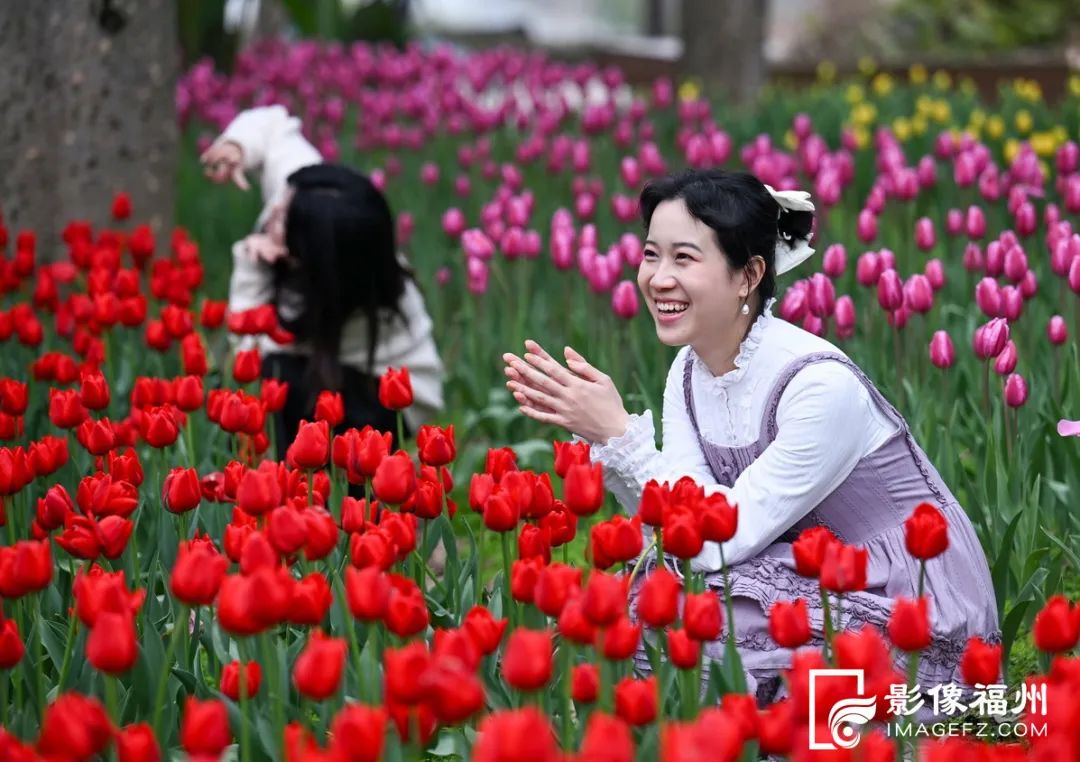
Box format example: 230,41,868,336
1,37,1080,760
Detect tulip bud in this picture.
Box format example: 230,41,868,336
855,251,882,287
876,269,903,312
929,331,955,369
914,217,936,252
965,205,986,239
822,244,846,279
1048,315,1068,346
993,340,1018,375
1003,373,1028,408
856,209,877,243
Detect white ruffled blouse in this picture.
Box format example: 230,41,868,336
587,297,899,571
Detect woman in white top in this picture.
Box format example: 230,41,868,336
201,106,444,448
503,169,998,703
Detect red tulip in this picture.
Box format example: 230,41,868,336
86,611,137,673
314,390,344,427
887,596,932,652
904,502,949,560
614,676,657,726
116,723,161,762
473,708,559,762
819,543,868,593
792,526,839,578
683,592,722,641
1032,595,1080,653
768,598,811,648
329,704,387,762
345,565,391,622
180,698,231,757
667,628,700,670
501,628,553,691
288,420,330,470
0,617,24,668
162,467,201,514
416,424,456,466
378,367,413,410
599,617,641,661
637,567,681,628
563,462,604,516
170,537,228,606
221,659,262,700
960,636,1002,685
293,630,347,700
572,663,599,703
463,606,508,655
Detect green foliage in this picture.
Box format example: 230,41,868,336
893,0,1080,52
280,0,409,46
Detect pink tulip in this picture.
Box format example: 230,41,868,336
420,162,439,186
550,229,575,271
1045,203,1061,227
929,331,955,369
878,249,896,271
1057,141,1079,174
466,257,489,295
887,305,911,330
1065,176,1080,214
436,267,451,287
954,152,977,186
856,251,882,287
834,295,855,338
992,339,1017,374
442,208,466,239
571,192,595,221
709,131,732,164
610,195,638,224
1048,315,1068,345
965,206,987,239
915,217,936,252
903,274,933,313
1070,256,1080,295
807,273,836,318
1057,420,1080,437
856,209,878,243
620,233,643,268
963,242,985,273
916,156,937,188
802,313,825,337
793,113,813,140
866,185,886,214
462,229,495,261
984,241,1005,277
1014,202,1037,237
945,209,963,236
370,169,387,192
924,259,945,291
1003,373,1028,408
620,157,642,190
1020,270,1038,299
822,244,847,279
1003,246,1028,284
1000,287,1024,321
876,269,903,312
579,224,598,249
975,278,1001,318
1051,238,1075,277
397,212,414,245
779,285,808,323
522,230,541,259
894,169,919,200
975,318,1010,360
611,280,640,319
454,175,471,198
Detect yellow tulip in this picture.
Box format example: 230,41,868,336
1014,109,1033,135
932,100,951,123
912,114,928,135
932,70,952,90
784,129,797,151
858,56,877,77
1004,139,1019,164
909,64,928,85
678,80,701,102
872,72,894,96
987,115,1005,140
1030,132,1056,158
846,83,865,104
817,60,837,83
892,117,912,142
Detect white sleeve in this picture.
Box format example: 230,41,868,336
216,106,323,211
691,361,876,571
228,241,274,315
587,346,722,515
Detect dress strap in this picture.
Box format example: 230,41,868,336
682,350,703,436
759,351,909,444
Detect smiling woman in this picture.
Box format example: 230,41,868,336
503,168,999,704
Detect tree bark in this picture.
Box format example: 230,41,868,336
0,0,179,257
680,0,767,104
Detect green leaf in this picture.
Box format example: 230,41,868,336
1041,526,1080,574
991,509,1023,614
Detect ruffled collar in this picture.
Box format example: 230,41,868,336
692,296,777,390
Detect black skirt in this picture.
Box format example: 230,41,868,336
261,352,409,460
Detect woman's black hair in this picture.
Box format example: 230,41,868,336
275,163,410,399
639,169,814,318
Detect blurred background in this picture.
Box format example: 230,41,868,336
3,0,1080,239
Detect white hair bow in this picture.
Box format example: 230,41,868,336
764,184,816,274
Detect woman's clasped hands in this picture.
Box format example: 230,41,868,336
502,339,630,445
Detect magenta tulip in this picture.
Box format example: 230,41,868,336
1004,374,1028,408
929,331,955,369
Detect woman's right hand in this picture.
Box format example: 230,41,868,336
241,233,288,265
200,140,250,190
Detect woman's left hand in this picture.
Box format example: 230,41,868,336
502,339,630,444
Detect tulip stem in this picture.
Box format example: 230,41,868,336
151,604,188,738
34,594,44,722
500,532,515,627
104,673,120,725
396,411,405,453
628,537,658,588
819,587,834,664
917,562,926,599
239,648,252,762
560,641,573,752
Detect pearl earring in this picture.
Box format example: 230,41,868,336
741,302,750,316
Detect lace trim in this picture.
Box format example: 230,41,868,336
691,297,777,394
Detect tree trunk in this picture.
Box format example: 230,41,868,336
0,0,179,257
680,0,767,105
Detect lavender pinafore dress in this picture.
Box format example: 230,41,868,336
633,351,1000,704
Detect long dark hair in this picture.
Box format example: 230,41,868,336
639,170,813,318
274,164,410,397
